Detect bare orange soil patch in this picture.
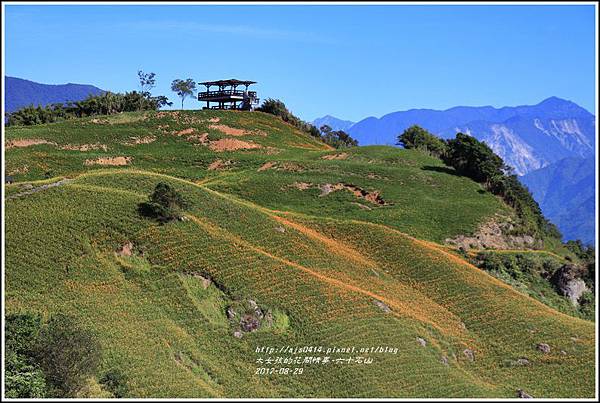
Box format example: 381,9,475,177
208,138,261,152
208,159,232,170
313,183,388,205
6,139,56,149
61,143,108,151
258,162,276,172
187,133,210,145
208,117,220,123
84,156,132,166
122,136,156,146
321,152,349,160
209,124,266,137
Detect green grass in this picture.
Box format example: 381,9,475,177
3,110,595,398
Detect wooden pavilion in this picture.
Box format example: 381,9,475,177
197,79,259,110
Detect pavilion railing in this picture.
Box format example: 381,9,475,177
198,90,256,100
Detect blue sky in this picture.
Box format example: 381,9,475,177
4,3,596,122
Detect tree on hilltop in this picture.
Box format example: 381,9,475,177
397,125,447,158
171,79,196,109
137,70,156,96
319,125,358,148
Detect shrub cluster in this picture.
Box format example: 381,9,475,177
138,182,187,223
396,125,446,157
319,125,359,148
7,91,171,126
5,312,128,398
473,252,595,320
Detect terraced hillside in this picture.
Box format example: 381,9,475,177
4,110,595,398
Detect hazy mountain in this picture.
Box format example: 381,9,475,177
5,76,105,113
312,115,355,132
348,97,595,176
521,156,595,245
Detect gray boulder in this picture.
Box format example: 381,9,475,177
517,389,533,398
536,343,551,354
551,264,588,305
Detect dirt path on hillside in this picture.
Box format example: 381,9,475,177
6,179,73,200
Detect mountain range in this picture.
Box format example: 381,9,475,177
5,76,104,114
521,156,595,245
312,115,355,132
342,97,595,176
314,97,596,244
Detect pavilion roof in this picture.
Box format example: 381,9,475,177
198,79,257,87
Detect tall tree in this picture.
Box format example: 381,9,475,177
137,70,156,96
170,79,196,109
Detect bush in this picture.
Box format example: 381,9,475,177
138,182,187,223
5,313,47,398
100,368,129,398
6,313,43,357
5,352,47,398
7,91,172,126
256,98,289,118
34,314,102,397
397,125,447,157
444,133,507,184
319,125,359,148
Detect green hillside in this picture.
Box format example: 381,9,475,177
4,110,595,398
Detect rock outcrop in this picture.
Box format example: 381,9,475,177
445,216,541,250
551,264,589,305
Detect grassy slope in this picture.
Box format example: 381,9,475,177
4,110,595,397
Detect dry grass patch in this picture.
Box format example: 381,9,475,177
89,118,110,124
258,162,276,172
6,139,56,149
321,152,349,160
122,136,156,146
208,159,233,171
84,156,132,166
7,166,30,175
291,182,313,190
174,128,196,136
61,143,109,151
258,161,304,172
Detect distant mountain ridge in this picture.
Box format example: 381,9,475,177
338,97,595,245
312,115,355,132
521,156,595,245
5,76,105,113
347,97,595,176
